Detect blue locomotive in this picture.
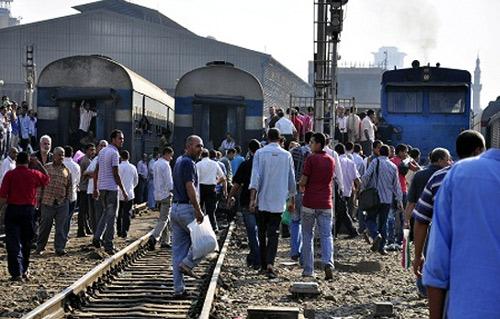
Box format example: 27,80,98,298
380,61,471,159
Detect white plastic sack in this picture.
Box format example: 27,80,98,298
187,217,219,260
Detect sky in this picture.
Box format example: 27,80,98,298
10,0,500,108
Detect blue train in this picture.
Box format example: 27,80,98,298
174,61,264,153
37,55,174,163
380,61,471,159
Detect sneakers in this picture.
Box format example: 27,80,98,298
371,235,382,252
324,265,334,280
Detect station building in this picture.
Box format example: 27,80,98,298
0,0,311,112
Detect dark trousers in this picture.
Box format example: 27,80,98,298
63,200,77,241
200,184,218,231
117,200,133,237
77,191,91,236
135,177,147,204
366,203,391,252
88,194,97,233
5,205,35,278
334,195,357,237
256,211,282,269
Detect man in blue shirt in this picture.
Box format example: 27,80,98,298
249,128,296,279
423,147,500,319
412,130,486,298
231,146,245,176
171,135,204,298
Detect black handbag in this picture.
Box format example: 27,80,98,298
359,159,380,211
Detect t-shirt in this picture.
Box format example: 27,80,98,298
0,166,50,205
302,151,335,209
391,157,408,193
407,164,441,203
97,144,120,191
232,157,253,207
172,155,198,203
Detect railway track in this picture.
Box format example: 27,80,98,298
23,221,235,319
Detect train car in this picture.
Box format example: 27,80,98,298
481,98,500,148
37,55,174,163
174,61,264,153
380,61,471,159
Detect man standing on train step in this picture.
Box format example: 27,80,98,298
171,135,205,298
92,130,127,255
0,152,49,281
249,128,296,279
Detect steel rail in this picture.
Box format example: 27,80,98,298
23,230,153,319
199,221,235,319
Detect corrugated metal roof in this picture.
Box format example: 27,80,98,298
73,0,193,34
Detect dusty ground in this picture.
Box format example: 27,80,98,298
0,210,158,318
213,221,428,319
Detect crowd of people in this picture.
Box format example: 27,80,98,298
0,102,498,318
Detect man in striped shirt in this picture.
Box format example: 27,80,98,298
412,130,485,297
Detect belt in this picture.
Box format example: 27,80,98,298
173,200,189,204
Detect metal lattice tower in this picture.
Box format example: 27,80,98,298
313,0,348,135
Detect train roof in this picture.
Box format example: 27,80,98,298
38,55,174,106
382,66,471,84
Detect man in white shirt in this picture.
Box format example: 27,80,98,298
196,149,226,232
147,150,159,209
148,147,174,249
346,107,361,143
323,137,345,197
274,109,296,147
117,150,138,238
86,140,108,232
78,101,97,140
0,147,18,186
336,107,348,144
18,105,31,152
360,109,376,156
334,143,361,238
62,146,81,241
136,153,148,204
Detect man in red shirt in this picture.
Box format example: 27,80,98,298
288,108,304,142
0,152,49,281
389,144,418,246
299,132,335,279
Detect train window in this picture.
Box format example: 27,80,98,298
429,88,466,114
387,88,423,113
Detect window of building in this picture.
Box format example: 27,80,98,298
387,87,423,113
429,87,466,114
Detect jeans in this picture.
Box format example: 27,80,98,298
386,208,404,245
361,140,373,157
37,201,70,252
117,200,133,237
357,209,367,233
301,206,334,276
242,208,260,266
200,184,218,231
63,200,77,241
171,203,203,295
151,196,172,244
290,191,302,258
77,191,91,236
135,176,147,204
94,190,119,250
5,205,35,277
256,210,282,269
365,203,391,252
147,179,156,209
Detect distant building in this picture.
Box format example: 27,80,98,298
0,0,311,110
372,46,406,70
0,0,20,29
337,66,385,110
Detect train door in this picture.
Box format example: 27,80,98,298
193,101,245,150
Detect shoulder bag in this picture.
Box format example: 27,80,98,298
359,159,380,211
